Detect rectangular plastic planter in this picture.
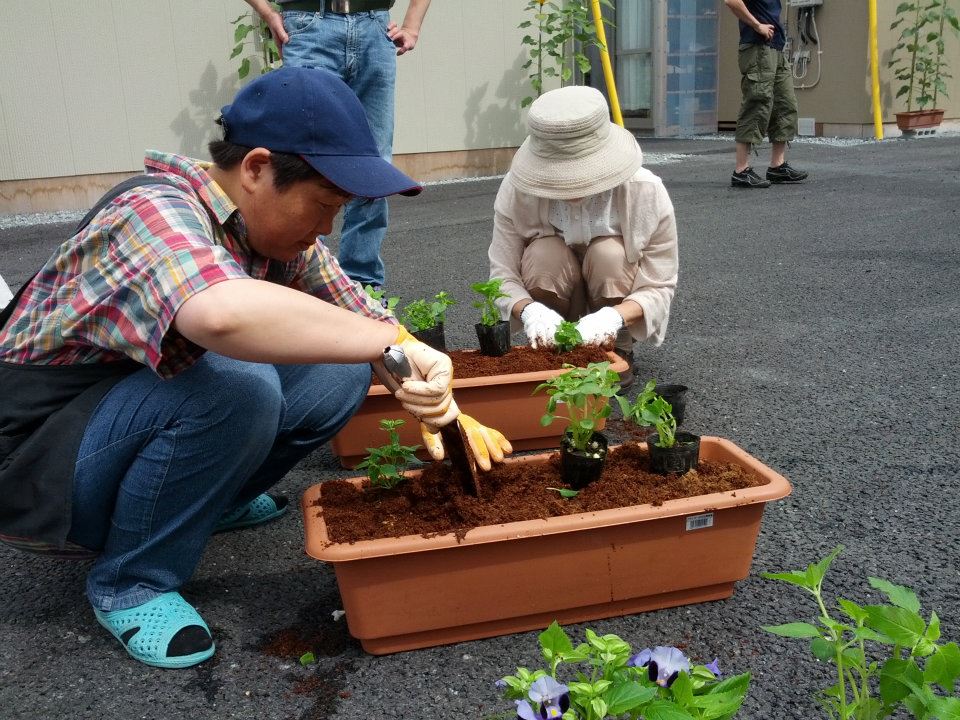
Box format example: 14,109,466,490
329,350,628,468
302,436,792,655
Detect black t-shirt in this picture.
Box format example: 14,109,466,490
738,0,786,50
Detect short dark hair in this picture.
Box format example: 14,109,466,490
208,139,320,190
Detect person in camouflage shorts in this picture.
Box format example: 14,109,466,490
724,0,809,188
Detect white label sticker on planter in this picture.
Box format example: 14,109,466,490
685,513,714,531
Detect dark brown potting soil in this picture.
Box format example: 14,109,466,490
371,345,612,384
315,443,768,544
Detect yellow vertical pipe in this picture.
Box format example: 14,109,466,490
590,0,624,127
868,0,884,140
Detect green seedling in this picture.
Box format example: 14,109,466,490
299,652,316,666
355,419,421,490
535,362,620,453
554,320,582,353
617,379,678,448
471,279,509,327
400,291,456,332
363,284,400,313
763,545,960,720
547,487,580,499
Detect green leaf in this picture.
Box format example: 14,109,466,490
547,487,579,498
763,622,822,638
230,44,244,59
590,698,608,719
761,570,813,589
604,682,657,715
234,23,254,43
299,651,316,666
811,637,838,662
238,58,251,79
879,657,924,705
925,642,960,691
868,577,921,613
703,672,751,697
838,598,869,624
864,605,926,646
669,671,694,706
930,696,960,720
806,545,843,588
539,621,573,662
645,699,697,720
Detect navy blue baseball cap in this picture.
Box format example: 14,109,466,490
219,66,421,198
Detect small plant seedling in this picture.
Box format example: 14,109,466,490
363,284,400,313
535,362,620,453
400,292,456,332
547,487,580,498
299,652,316,666
553,320,582,352
355,419,421,490
471,279,509,327
763,545,960,720
617,379,678,448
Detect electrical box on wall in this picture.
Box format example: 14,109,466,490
787,0,823,5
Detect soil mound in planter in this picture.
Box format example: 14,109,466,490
316,443,768,544
372,345,611,384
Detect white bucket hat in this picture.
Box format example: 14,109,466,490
509,85,643,200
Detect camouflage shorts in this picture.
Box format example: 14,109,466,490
735,43,798,146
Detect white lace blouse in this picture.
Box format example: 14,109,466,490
547,189,621,247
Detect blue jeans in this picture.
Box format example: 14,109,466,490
281,9,397,288
67,354,371,611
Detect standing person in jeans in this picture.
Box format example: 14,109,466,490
723,0,808,188
0,68,509,669
246,0,432,291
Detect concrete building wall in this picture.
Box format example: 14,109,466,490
718,1,960,135
0,0,535,212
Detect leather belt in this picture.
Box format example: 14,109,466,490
281,0,395,13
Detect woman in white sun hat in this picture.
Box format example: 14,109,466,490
488,85,678,387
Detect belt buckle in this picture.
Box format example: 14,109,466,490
329,0,351,12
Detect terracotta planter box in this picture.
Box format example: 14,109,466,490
896,109,944,131
330,350,628,468
302,436,792,655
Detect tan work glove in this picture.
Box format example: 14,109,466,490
419,414,513,472
373,326,458,428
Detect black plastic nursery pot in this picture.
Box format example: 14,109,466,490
647,431,700,475
654,383,688,426
412,323,446,352
474,321,511,357
560,431,609,489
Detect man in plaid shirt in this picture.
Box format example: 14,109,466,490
0,67,510,669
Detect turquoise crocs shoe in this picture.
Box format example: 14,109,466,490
213,493,289,534
94,592,215,669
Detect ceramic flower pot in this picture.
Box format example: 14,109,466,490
330,350,628,468
647,431,701,475
412,323,446,351
474,320,511,357
302,436,792,655
560,431,608,489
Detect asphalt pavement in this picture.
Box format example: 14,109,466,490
1,135,959,720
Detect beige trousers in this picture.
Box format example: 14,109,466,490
520,235,637,351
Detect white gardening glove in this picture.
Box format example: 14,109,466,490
377,326,460,429
575,306,624,346
520,302,565,349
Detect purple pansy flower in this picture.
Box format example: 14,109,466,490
705,658,722,678
526,676,570,719
516,700,539,720
495,678,508,690
628,646,691,687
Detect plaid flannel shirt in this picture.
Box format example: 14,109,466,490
0,151,394,378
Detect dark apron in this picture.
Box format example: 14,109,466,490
0,176,182,547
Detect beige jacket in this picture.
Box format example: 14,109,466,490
488,167,678,345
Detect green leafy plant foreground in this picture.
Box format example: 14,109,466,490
495,621,750,720
472,279,509,327
535,361,620,452
354,419,420,490
763,545,960,720
400,292,456,332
